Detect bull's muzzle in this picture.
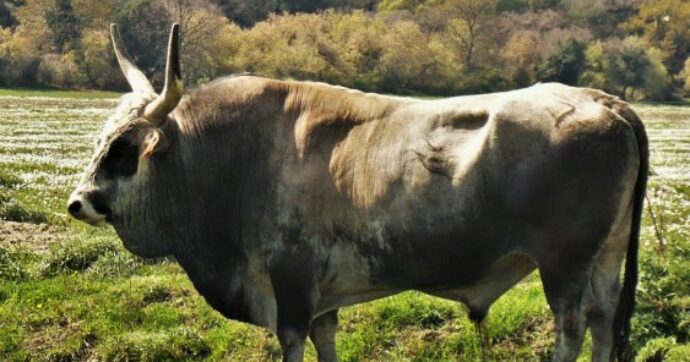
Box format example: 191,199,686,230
67,190,111,225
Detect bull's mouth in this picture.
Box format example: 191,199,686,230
82,215,109,227
93,202,112,218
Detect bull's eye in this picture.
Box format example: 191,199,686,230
101,138,139,178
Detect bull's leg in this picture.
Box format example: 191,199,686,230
278,326,308,362
589,214,631,362
269,249,319,362
309,310,339,362
540,265,593,362
588,255,623,362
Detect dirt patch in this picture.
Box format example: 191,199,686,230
0,220,63,251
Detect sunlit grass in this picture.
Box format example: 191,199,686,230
0,88,121,99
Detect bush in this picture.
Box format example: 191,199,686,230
666,344,690,361
633,184,690,351
637,337,677,362
37,52,86,89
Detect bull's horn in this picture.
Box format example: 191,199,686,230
144,23,184,123
110,24,154,95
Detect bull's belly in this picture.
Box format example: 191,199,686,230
314,249,536,316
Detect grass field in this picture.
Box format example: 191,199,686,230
0,90,688,361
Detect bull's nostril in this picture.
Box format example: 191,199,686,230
68,201,82,216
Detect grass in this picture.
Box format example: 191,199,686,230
0,88,121,99
0,94,688,361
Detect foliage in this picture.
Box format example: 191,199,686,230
620,0,690,74
633,183,690,351
601,41,648,99
45,0,82,52
378,0,430,13
678,57,690,96
443,0,497,71
0,0,687,98
536,39,585,84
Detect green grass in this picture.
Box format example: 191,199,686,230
0,96,688,361
0,88,121,99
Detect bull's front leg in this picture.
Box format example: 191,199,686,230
310,310,339,362
269,247,320,362
273,285,316,362
277,325,309,362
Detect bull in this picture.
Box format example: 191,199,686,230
68,24,648,362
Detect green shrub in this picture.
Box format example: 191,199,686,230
636,337,677,362
666,344,690,361
633,184,690,350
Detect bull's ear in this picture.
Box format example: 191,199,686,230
141,128,168,158
144,23,184,124
110,23,155,95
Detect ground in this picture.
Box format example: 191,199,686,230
0,91,688,361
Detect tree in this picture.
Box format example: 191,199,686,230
213,0,380,27
621,0,690,74
378,0,430,12
377,20,435,92
112,0,169,88
45,0,82,52
444,0,497,70
679,57,690,95
536,39,585,85
579,39,607,89
605,43,649,100
0,0,24,27
502,31,540,85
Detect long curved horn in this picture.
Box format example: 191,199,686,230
110,24,155,95
144,23,184,123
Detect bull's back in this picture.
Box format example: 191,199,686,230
310,84,641,289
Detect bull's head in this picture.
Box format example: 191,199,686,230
68,24,183,255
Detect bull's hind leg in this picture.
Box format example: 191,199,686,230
539,260,594,362
310,310,339,362
589,211,632,362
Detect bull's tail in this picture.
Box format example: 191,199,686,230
611,104,649,362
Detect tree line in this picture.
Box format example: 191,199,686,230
0,0,688,100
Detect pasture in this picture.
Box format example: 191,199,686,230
0,91,688,361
